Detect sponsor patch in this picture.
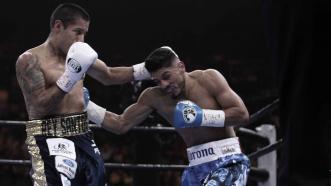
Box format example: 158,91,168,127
55,156,77,179
46,138,76,160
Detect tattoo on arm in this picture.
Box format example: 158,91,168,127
16,54,65,116
17,55,45,96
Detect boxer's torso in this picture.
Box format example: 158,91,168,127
147,70,236,147
22,43,84,119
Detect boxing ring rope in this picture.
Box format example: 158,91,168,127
0,98,279,129
248,98,279,124
0,98,280,184
0,139,282,167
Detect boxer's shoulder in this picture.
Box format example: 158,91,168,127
138,87,163,106
16,50,39,70
140,87,160,98
190,69,220,78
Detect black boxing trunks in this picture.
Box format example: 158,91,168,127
25,112,105,186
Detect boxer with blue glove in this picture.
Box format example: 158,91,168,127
88,46,250,186
173,100,225,128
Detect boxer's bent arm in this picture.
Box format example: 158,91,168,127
15,52,65,118
102,102,153,135
204,69,249,127
87,59,134,85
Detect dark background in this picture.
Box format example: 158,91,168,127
0,0,275,114
0,0,281,185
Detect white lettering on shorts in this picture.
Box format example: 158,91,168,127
55,156,77,179
91,139,100,155
46,138,76,160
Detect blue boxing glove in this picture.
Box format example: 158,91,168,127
83,87,106,127
173,101,203,128
173,100,225,128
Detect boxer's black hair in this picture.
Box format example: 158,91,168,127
50,3,90,29
145,46,179,73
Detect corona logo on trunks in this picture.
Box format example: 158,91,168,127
188,147,215,161
183,105,197,123
67,58,82,73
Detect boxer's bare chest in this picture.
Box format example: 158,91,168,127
29,52,84,114
38,55,65,86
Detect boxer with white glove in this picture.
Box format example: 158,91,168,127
57,42,98,92
173,100,225,128
132,62,150,80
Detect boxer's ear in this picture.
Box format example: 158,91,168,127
177,61,185,72
53,20,64,31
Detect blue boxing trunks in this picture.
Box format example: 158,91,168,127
25,112,105,186
182,137,250,186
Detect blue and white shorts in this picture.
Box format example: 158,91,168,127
182,137,250,186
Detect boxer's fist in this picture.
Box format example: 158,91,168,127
132,62,151,80
173,100,203,128
173,100,225,128
57,42,98,92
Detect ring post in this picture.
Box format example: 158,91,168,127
256,124,276,186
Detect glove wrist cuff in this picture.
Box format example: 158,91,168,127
86,101,106,127
201,109,225,127
56,72,75,92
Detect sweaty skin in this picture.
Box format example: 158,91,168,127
100,63,249,147
16,18,134,120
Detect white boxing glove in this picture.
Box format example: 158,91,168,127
57,42,98,92
132,62,151,80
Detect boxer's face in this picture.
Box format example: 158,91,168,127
152,59,185,98
55,18,90,54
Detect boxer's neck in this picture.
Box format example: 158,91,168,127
44,39,66,61
178,74,194,100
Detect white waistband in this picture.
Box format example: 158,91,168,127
186,137,242,167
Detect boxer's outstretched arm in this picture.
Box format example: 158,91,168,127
101,90,154,134
102,101,154,134
85,88,154,134
16,52,65,119
87,59,134,85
